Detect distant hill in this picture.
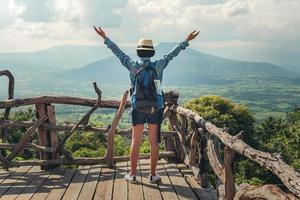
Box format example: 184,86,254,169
52,42,293,85
0,45,134,76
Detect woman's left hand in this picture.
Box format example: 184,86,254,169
93,26,107,39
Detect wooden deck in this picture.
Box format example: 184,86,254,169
0,159,217,200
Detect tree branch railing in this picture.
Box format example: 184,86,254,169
169,104,300,199
0,70,15,156
0,91,178,166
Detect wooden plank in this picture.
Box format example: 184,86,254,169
61,165,91,200
156,160,179,200
112,162,128,200
164,162,198,200
0,166,41,200
0,166,32,197
140,159,162,200
128,161,144,200
14,168,53,200
176,163,217,200
77,165,102,200
0,168,18,184
93,166,115,200
45,168,76,200
30,167,65,200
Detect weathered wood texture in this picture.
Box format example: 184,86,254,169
206,135,225,183
224,146,236,200
46,105,58,158
35,104,49,160
234,184,298,200
0,91,178,109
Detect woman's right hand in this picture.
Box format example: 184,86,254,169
93,26,107,39
186,30,200,41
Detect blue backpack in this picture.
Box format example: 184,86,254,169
131,65,161,114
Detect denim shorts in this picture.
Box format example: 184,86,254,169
131,109,163,126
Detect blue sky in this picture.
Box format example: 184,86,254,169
0,0,299,68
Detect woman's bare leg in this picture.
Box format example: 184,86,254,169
130,124,144,176
148,124,159,176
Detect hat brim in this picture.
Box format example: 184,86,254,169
137,47,155,51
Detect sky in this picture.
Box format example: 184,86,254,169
0,0,300,68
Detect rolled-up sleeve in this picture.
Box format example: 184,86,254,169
156,40,189,71
104,37,136,74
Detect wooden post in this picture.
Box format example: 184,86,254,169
104,90,129,167
162,107,176,154
36,104,48,160
224,146,236,200
36,103,58,170
198,130,209,188
0,70,15,157
164,136,176,153
168,113,183,161
46,105,58,159
189,129,198,166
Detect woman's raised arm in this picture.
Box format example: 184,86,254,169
93,26,135,74
156,30,200,70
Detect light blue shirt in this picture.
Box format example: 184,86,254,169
104,37,189,109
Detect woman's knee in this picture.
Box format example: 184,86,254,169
131,137,142,147
148,136,159,149
132,124,144,145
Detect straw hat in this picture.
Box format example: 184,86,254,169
137,38,154,51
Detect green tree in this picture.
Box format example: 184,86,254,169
255,109,300,170
184,96,300,186
184,95,261,185
184,95,255,139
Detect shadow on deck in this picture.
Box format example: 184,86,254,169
0,159,217,200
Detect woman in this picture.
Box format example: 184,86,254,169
94,26,199,183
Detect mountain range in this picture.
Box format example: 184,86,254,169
0,45,133,76
0,43,296,86
51,43,293,85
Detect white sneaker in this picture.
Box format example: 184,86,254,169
124,173,137,183
149,173,161,183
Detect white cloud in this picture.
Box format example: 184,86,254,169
198,40,266,48
0,0,17,29
117,0,300,44
0,0,299,56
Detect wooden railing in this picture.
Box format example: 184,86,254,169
1,70,299,199
0,71,178,168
